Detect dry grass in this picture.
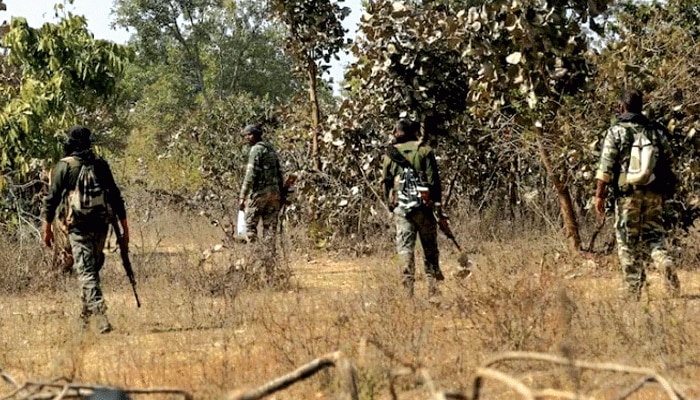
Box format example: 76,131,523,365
1,208,700,399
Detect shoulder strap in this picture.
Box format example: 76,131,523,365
59,156,82,191
385,144,416,172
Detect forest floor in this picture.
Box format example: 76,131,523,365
2,213,700,399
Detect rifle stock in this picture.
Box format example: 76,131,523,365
110,219,141,308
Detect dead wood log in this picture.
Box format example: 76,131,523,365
226,351,358,400
472,351,686,400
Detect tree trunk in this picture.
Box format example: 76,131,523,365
536,136,581,253
308,58,321,171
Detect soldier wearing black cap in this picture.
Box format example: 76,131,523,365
41,125,128,334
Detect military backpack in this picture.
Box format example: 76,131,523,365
62,157,108,226
623,123,660,186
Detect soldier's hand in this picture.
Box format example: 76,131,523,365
595,196,606,222
120,219,130,247
42,222,54,248
433,202,445,219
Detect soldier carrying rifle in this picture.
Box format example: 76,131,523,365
41,126,129,334
382,119,446,299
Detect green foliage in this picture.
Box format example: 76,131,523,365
0,14,132,180
114,0,300,193
0,12,131,232
268,0,350,69
114,0,298,105
268,0,349,170
593,0,700,233
130,93,276,202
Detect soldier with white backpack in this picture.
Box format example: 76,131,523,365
595,89,679,301
42,125,129,334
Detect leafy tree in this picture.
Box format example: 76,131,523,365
113,0,299,197
0,14,132,183
114,0,297,107
114,0,215,106
591,0,700,234
268,0,350,170
0,12,132,232
342,0,616,252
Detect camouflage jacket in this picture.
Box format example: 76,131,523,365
239,141,284,200
595,112,675,196
382,139,442,207
42,151,127,226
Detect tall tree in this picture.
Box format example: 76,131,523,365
268,0,350,170
114,0,215,106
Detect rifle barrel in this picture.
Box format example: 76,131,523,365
110,220,141,308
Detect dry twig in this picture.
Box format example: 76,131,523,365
472,351,686,400
226,351,358,400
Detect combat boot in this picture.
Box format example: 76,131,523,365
95,313,113,334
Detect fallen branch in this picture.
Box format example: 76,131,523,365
617,375,662,400
473,368,535,400
226,351,358,400
474,351,686,400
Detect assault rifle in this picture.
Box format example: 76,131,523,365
109,218,141,308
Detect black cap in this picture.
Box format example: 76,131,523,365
67,125,94,144
241,124,263,137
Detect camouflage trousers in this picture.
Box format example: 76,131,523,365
69,224,109,320
615,190,678,295
245,187,282,279
245,187,282,243
395,207,443,294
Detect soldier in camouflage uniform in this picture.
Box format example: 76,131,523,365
238,124,285,279
595,90,680,300
382,120,445,297
42,126,129,334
